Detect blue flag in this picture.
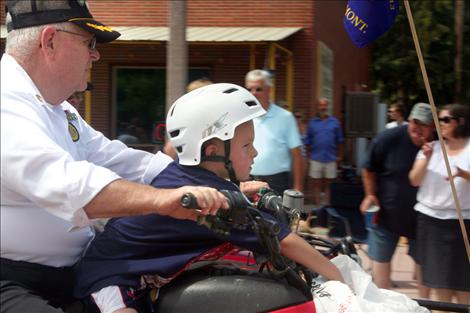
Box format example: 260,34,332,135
344,0,399,48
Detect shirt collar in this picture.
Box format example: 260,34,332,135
260,102,278,119
2,53,54,108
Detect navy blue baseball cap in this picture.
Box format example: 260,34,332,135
6,0,120,43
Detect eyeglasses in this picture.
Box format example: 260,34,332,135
246,87,264,93
438,116,457,124
56,29,97,50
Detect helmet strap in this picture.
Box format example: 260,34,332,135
200,140,239,186
223,140,239,185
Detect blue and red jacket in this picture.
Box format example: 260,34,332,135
74,162,290,298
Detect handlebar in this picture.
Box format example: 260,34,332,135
180,189,351,301
181,190,249,235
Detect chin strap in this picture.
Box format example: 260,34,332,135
201,140,239,186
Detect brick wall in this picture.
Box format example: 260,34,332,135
88,0,312,27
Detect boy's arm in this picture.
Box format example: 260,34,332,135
280,233,344,282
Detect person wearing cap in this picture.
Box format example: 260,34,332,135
359,102,435,292
1,1,228,312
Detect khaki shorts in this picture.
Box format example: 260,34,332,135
309,160,337,179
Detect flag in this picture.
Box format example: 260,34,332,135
344,0,399,48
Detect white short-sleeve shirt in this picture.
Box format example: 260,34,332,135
414,139,470,219
1,54,172,266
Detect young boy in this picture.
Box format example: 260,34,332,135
74,83,343,313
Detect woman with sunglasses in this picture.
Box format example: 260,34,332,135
409,104,470,305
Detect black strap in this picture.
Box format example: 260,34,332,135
200,140,239,186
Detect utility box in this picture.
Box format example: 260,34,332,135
344,92,380,138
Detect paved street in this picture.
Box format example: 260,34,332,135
357,241,421,300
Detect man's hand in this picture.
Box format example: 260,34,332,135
359,194,379,215
85,181,229,222
421,142,434,160
159,186,230,221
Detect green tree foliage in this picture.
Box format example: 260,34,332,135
371,0,470,110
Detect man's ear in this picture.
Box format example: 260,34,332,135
39,26,57,55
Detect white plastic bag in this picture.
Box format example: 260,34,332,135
312,255,429,313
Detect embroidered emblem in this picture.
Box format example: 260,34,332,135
64,110,78,122
85,22,113,33
68,123,80,142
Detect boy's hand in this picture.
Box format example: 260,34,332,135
240,180,269,197
158,186,229,220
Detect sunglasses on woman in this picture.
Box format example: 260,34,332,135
438,116,457,124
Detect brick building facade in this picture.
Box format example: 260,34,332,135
1,0,370,149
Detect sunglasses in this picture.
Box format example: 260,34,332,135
56,29,97,51
246,87,264,93
438,116,457,124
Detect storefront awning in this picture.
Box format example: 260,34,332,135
1,26,302,42
113,26,302,42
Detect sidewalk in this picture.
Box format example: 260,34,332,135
357,241,420,300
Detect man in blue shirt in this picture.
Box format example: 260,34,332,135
245,69,303,195
303,98,344,205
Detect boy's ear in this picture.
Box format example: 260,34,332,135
204,142,218,156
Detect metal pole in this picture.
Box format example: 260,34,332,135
166,0,187,113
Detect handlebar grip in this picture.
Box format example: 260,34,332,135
181,193,199,209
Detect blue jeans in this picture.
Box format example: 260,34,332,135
367,224,416,262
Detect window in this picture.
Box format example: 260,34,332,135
113,67,209,147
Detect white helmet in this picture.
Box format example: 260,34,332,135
167,83,266,166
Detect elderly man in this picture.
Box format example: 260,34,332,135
245,69,303,194
0,1,227,312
